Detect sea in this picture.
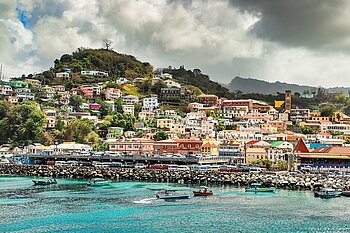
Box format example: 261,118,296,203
1,175,350,233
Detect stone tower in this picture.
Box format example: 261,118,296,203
285,90,292,111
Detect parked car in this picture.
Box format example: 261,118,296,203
149,164,169,169
177,165,190,171
135,163,146,169
110,162,124,168
55,161,68,166
124,162,134,168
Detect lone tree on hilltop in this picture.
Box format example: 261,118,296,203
102,39,113,50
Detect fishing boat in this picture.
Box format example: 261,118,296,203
193,186,213,196
155,190,190,200
245,183,275,193
86,178,111,187
32,179,57,186
314,188,341,198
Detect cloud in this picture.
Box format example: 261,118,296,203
0,0,350,88
230,0,350,51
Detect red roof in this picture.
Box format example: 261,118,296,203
294,139,309,153
247,140,259,145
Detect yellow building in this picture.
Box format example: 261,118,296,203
245,147,268,164
201,138,219,156
156,119,174,129
25,79,42,88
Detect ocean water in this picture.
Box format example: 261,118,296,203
1,176,350,233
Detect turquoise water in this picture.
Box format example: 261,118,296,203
1,176,350,233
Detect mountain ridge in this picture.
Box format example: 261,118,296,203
228,76,350,95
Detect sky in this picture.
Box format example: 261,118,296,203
1,0,350,87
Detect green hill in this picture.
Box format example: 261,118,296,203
36,48,153,86
162,67,235,99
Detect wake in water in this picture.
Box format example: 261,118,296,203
133,197,157,204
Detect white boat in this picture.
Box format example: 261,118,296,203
86,178,111,187
314,188,341,198
32,179,57,186
155,190,190,200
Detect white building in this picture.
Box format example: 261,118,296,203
122,105,135,115
164,79,181,88
56,72,70,79
143,95,159,108
122,95,139,105
81,70,108,77
105,88,122,100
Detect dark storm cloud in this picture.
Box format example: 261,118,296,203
230,0,350,50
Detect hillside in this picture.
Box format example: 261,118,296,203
162,67,235,99
35,48,153,86
228,76,315,95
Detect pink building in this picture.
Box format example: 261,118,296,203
105,88,122,100
78,86,94,97
89,103,101,110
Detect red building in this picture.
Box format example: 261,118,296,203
198,94,219,107
222,99,253,110
175,139,202,154
153,139,178,155
78,86,94,97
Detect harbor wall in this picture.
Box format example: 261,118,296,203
1,164,350,190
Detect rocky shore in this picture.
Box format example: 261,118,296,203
1,164,350,190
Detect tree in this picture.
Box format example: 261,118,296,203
102,39,113,50
153,131,169,141
320,104,336,117
69,95,83,112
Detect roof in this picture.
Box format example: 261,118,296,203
247,140,259,145
246,148,267,153
270,141,284,148
294,139,309,153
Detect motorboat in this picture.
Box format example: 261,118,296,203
155,190,190,200
245,183,275,193
314,188,341,198
193,186,213,196
86,178,111,187
32,179,57,186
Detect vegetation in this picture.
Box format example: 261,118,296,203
0,101,46,145
153,131,169,141
163,67,235,99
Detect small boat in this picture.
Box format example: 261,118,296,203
193,186,213,196
155,190,190,200
86,178,111,187
32,179,57,186
314,188,341,198
245,183,275,193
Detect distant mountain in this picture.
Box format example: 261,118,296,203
228,76,316,95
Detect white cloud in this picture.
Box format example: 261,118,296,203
0,0,350,88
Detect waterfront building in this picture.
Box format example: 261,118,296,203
108,138,154,155
201,138,220,156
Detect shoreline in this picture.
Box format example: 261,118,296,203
1,164,350,191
